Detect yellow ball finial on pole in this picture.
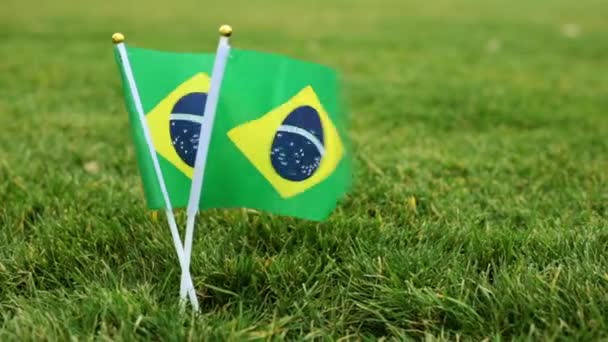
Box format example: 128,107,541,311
112,32,125,44
219,25,233,37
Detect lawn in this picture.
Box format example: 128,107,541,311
1,0,608,340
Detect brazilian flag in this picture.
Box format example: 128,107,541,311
114,45,351,220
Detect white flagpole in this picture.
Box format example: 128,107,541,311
179,25,232,299
112,33,200,311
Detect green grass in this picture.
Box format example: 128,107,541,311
2,0,608,339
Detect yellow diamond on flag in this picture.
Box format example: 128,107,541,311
227,86,344,199
146,73,211,179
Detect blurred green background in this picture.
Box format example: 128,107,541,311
1,0,607,340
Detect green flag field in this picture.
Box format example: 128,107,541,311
1,0,607,339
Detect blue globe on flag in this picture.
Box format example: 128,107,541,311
270,105,325,182
169,92,207,167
